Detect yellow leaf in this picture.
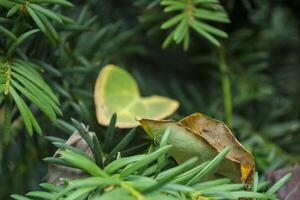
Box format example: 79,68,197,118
94,65,179,128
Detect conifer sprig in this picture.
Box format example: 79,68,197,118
11,119,291,200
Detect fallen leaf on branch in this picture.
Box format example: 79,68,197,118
139,112,255,184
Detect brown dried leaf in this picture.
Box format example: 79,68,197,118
180,113,255,184
47,131,93,184
267,165,300,200
139,112,255,184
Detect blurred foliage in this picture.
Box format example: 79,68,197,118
0,0,299,198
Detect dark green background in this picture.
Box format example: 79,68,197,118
0,0,299,198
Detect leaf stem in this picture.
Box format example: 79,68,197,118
121,182,146,200
4,62,11,96
218,45,232,128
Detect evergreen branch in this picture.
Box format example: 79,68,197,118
160,0,230,50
